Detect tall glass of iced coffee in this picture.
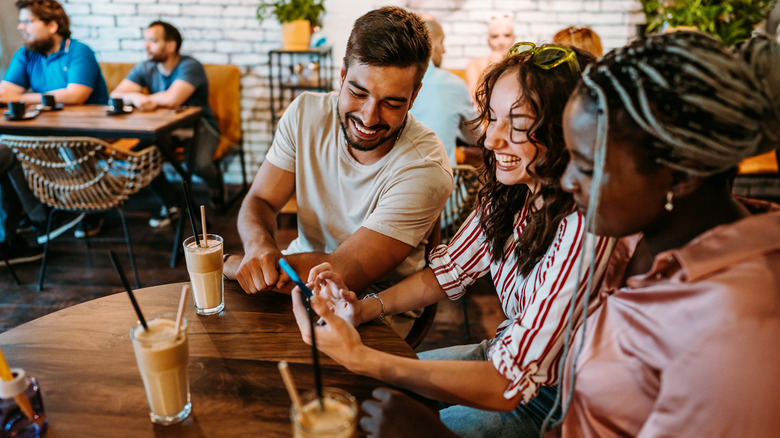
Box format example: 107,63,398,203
130,316,191,425
183,234,224,315
291,387,357,438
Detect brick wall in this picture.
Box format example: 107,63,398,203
61,0,643,183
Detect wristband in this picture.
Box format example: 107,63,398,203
362,293,385,321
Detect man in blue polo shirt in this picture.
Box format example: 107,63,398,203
111,20,220,228
0,0,107,105
0,0,107,265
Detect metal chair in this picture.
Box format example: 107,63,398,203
1,135,162,291
441,165,482,342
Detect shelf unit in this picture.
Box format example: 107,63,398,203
268,46,334,131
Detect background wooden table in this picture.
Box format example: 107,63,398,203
0,282,425,437
0,104,201,140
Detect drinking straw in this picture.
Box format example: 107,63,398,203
278,361,304,420
200,205,207,247
174,285,189,337
180,179,202,247
278,259,323,409
109,250,148,331
0,346,35,422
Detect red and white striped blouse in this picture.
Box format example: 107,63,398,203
428,204,614,402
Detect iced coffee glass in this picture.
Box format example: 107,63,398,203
183,234,224,315
291,387,357,438
130,316,191,425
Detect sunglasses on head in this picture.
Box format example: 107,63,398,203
507,42,581,77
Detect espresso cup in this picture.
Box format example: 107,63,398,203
42,94,56,108
109,97,124,113
8,101,25,117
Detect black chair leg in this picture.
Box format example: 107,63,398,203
37,209,56,291
117,208,140,289
0,247,21,285
170,205,185,269
460,295,472,342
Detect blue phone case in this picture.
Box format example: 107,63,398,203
278,259,313,298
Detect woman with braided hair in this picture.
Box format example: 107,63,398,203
557,31,780,436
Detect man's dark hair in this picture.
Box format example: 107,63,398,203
16,0,70,39
149,20,182,53
345,6,431,85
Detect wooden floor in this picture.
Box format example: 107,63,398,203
0,184,504,352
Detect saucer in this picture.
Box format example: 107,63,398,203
3,110,39,121
106,105,134,115
35,103,64,111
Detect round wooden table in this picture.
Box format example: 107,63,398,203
0,282,426,437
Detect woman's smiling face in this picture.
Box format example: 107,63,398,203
483,71,545,189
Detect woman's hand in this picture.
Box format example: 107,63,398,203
291,286,365,370
308,262,362,326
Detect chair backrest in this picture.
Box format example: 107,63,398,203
98,62,243,161
441,165,481,243
203,64,242,159
1,135,162,211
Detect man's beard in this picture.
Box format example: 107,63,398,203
337,107,403,152
147,51,168,63
26,35,56,55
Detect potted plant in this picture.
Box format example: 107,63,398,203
256,0,326,50
639,0,777,46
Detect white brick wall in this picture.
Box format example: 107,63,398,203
60,0,642,183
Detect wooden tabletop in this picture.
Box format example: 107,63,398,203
0,104,201,140
0,282,424,437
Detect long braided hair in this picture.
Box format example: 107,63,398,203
473,47,595,277
543,31,780,432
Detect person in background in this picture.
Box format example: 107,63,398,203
411,14,478,165
553,25,603,57
557,31,780,436
0,0,107,105
0,0,107,260
223,7,453,338
111,20,221,229
465,13,515,97
292,44,613,437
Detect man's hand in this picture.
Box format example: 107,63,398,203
234,245,283,294
360,388,458,438
130,94,157,112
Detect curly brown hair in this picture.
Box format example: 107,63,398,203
473,46,595,276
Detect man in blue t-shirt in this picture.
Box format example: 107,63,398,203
410,15,478,166
0,0,107,265
0,0,107,105
111,20,220,228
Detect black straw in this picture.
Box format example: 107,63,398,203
109,250,148,331
180,179,201,246
306,302,324,410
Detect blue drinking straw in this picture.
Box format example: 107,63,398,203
278,259,323,409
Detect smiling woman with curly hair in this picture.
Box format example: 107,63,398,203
291,42,616,437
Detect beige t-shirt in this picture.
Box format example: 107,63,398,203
266,91,453,287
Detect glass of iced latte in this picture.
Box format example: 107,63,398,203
291,387,357,438
130,316,191,425
183,234,224,315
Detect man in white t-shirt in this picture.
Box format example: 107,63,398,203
224,7,453,310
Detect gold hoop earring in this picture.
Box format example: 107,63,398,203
664,190,674,212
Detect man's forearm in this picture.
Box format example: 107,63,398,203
237,194,280,252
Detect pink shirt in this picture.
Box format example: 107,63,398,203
562,200,780,437
429,205,613,402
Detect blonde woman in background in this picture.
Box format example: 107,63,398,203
465,13,515,97
553,25,603,57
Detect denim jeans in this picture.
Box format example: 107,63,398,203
0,144,49,243
418,341,559,438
